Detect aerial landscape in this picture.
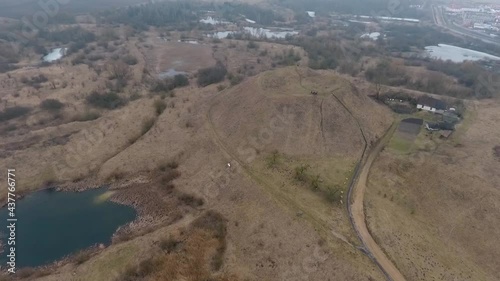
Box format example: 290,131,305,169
0,0,498,280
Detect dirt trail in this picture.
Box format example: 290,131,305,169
294,67,406,280
349,122,406,281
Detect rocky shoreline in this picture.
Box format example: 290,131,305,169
0,170,198,276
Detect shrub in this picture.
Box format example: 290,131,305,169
154,100,167,115
86,91,126,109
88,54,105,61
121,257,163,280
192,211,227,271
40,99,64,111
141,118,156,135
73,111,100,122
74,250,92,265
160,169,181,184
71,54,86,65
20,74,48,87
167,160,179,169
325,186,341,203
266,150,280,168
151,75,189,93
0,106,31,122
229,74,244,86
159,237,182,253
4,124,17,132
178,194,204,207
158,160,179,171
197,62,227,87
122,54,138,65
172,74,189,87
294,165,308,182
247,41,259,49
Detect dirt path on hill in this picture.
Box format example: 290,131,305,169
293,67,406,280
349,122,406,281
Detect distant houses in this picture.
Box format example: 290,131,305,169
416,96,447,113
415,96,461,136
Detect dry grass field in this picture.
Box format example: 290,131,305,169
2,4,499,279
365,99,500,281
0,17,394,279
93,66,395,281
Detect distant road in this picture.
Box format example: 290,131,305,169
431,4,500,45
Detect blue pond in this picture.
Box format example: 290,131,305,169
0,188,136,268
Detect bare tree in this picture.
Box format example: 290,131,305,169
375,82,382,101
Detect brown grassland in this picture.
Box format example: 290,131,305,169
0,20,393,280
365,100,500,281
0,6,499,281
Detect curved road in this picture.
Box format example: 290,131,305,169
348,122,406,281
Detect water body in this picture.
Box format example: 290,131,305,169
42,48,67,62
425,44,500,62
0,188,136,268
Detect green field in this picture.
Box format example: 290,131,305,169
388,134,414,153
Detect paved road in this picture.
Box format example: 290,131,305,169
431,5,500,45
348,122,406,281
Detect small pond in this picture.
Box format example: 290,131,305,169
0,188,136,268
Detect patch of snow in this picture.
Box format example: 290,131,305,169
243,27,298,39
306,11,316,18
245,18,256,24
358,15,419,23
177,40,199,45
349,19,371,24
210,28,299,39
200,17,230,25
360,32,381,40
158,68,187,79
43,48,67,62
210,31,235,39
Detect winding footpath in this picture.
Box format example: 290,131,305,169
348,122,406,281
294,67,406,280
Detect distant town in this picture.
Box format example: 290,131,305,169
436,1,500,42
